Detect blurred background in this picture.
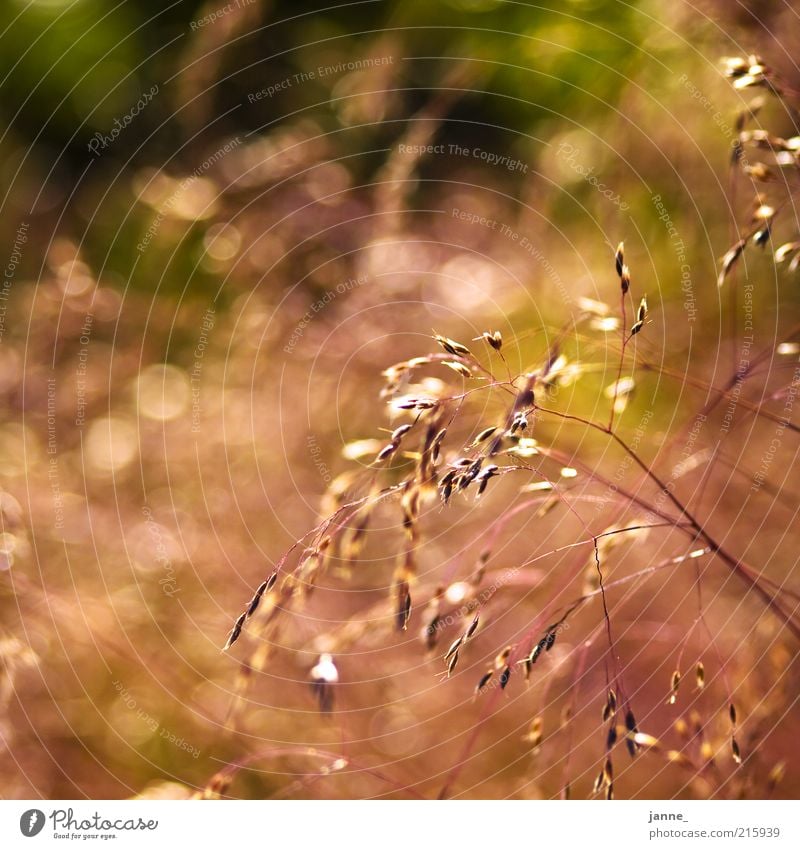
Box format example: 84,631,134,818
0,0,799,800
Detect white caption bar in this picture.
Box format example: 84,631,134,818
0,800,796,848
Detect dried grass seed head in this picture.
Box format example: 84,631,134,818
465,613,480,640
223,611,247,651
476,330,503,350
695,661,705,689
475,669,494,695
668,669,681,705
310,653,339,713
433,332,471,357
